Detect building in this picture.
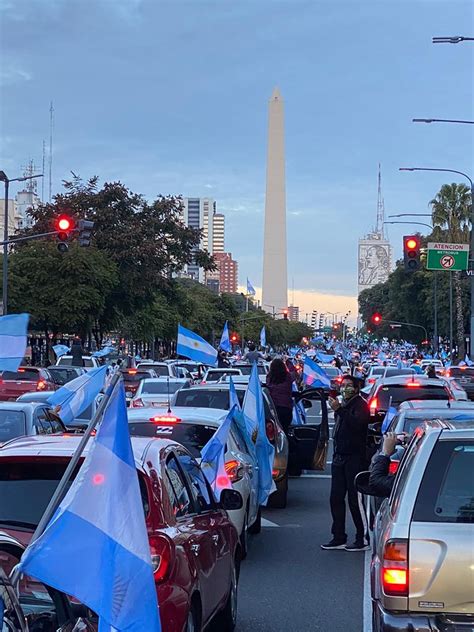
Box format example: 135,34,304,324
0,199,20,237
205,278,220,294
288,305,299,322
211,212,225,253
262,88,288,314
214,252,238,294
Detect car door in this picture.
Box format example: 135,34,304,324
288,388,329,471
176,451,231,612
164,453,218,624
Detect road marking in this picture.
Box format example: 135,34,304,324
363,549,372,631
261,517,280,528
300,474,332,479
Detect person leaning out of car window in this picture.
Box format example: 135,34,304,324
369,431,402,498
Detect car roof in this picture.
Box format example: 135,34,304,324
376,376,445,387
16,391,55,401
128,406,228,425
137,361,168,366
0,402,43,412
398,399,474,411
426,419,474,432
180,383,247,391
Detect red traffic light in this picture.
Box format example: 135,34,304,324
56,215,74,232
404,235,419,251
371,313,382,325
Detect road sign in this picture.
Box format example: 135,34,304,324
427,242,469,271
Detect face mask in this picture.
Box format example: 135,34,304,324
341,386,356,400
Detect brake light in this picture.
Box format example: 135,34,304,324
369,397,378,414
368,377,376,384
266,420,276,442
388,461,399,475
150,415,180,423
18,368,25,373
335,376,343,383
224,459,244,483
128,369,138,375
131,398,145,408
406,382,420,388
149,534,173,582
382,539,408,596
201,380,206,385
37,380,46,391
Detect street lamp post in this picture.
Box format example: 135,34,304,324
0,171,43,315
399,167,474,359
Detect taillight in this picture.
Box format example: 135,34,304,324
382,539,408,596
406,382,421,388
266,420,276,442
369,397,378,414
37,380,46,391
201,380,206,385
224,459,244,482
149,534,173,583
368,377,376,384
446,370,451,377
150,415,180,423
131,398,145,408
388,461,399,475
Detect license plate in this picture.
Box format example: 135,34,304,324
152,402,167,407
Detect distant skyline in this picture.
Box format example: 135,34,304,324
1,0,473,321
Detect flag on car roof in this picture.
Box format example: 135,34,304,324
47,366,107,425
201,406,236,500
177,324,217,366
20,382,162,632
219,321,232,352
246,278,256,296
0,313,29,372
53,344,70,358
303,357,331,388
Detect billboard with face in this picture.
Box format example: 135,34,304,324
358,240,391,292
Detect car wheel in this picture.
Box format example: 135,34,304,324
248,507,261,534
267,472,288,509
239,511,248,560
217,562,238,631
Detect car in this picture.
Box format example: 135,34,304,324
0,401,66,445
419,358,444,371
320,365,344,390
0,434,243,632
370,419,474,631
366,366,386,386
137,361,176,377
120,368,157,403
128,406,260,558
202,368,243,384
171,383,290,507
130,377,191,409
16,391,103,432
55,355,100,370
233,363,269,377
46,365,86,386
446,365,474,400
0,367,57,402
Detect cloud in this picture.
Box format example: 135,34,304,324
0,66,31,86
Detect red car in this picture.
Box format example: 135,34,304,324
0,434,242,632
0,367,57,401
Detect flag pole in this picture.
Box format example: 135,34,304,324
12,371,122,584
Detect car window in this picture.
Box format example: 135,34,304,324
1,370,39,381
141,381,182,394
174,388,244,409
130,421,217,458
413,440,474,523
46,412,64,433
377,385,449,409
385,368,415,378
449,368,474,378
177,453,215,512
0,411,26,442
164,455,193,518
389,431,424,518
144,365,169,377
35,409,53,434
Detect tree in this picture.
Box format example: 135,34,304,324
430,183,471,357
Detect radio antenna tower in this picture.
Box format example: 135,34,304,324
48,101,54,202
375,163,385,237
41,140,45,202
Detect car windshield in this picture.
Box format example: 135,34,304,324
205,370,238,381
0,411,26,442
174,388,245,409
370,367,385,376
139,365,169,376
57,357,94,367
129,421,216,457
236,365,266,375
449,368,474,378
1,370,39,381
377,385,449,409
141,381,183,394
322,367,339,376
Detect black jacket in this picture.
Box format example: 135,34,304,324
333,394,370,458
369,453,394,498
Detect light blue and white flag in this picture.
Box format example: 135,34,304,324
260,325,266,348
316,351,335,364
292,383,305,425
243,364,275,505
229,376,241,411
229,377,254,455
177,324,217,366
201,406,236,500
381,406,398,433
0,313,29,372
219,321,232,352
92,346,115,358
303,357,331,388
465,354,474,367
53,344,70,358
246,278,256,296
47,366,107,425
20,383,162,632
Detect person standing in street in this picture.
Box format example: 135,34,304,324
265,358,294,434
70,336,84,367
321,375,370,551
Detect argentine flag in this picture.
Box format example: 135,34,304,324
20,383,162,632
53,344,70,358
0,313,29,372
47,366,107,425
260,325,266,348
219,321,232,352
246,278,256,296
201,406,236,499
303,357,331,388
177,324,217,366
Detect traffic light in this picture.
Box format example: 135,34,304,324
403,235,421,272
78,219,94,247
371,312,382,326
55,215,74,253
283,309,288,320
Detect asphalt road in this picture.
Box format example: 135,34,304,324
237,409,367,632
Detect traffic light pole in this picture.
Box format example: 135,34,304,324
389,320,429,343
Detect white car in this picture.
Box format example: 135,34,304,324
127,406,260,558
55,355,100,371
130,378,190,409
137,361,175,377
202,367,243,383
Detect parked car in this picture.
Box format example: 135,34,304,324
370,419,474,631
55,355,100,370
130,378,191,409
0,434,243,632
121,368,157,404
446,365,474,400
0,402,66,445
46,365,86,386
0,367,57,402
128,406,260,557
171,383,290,507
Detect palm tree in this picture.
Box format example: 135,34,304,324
430,183,471,360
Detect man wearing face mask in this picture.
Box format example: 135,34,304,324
321,375,371,551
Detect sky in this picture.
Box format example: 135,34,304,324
1,0,473,323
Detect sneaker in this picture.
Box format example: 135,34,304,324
344,540,370,551
320,539,347,550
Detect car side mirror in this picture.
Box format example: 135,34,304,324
354,471,380,497
220,488,243,511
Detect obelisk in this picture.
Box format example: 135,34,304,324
262,87,288,315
